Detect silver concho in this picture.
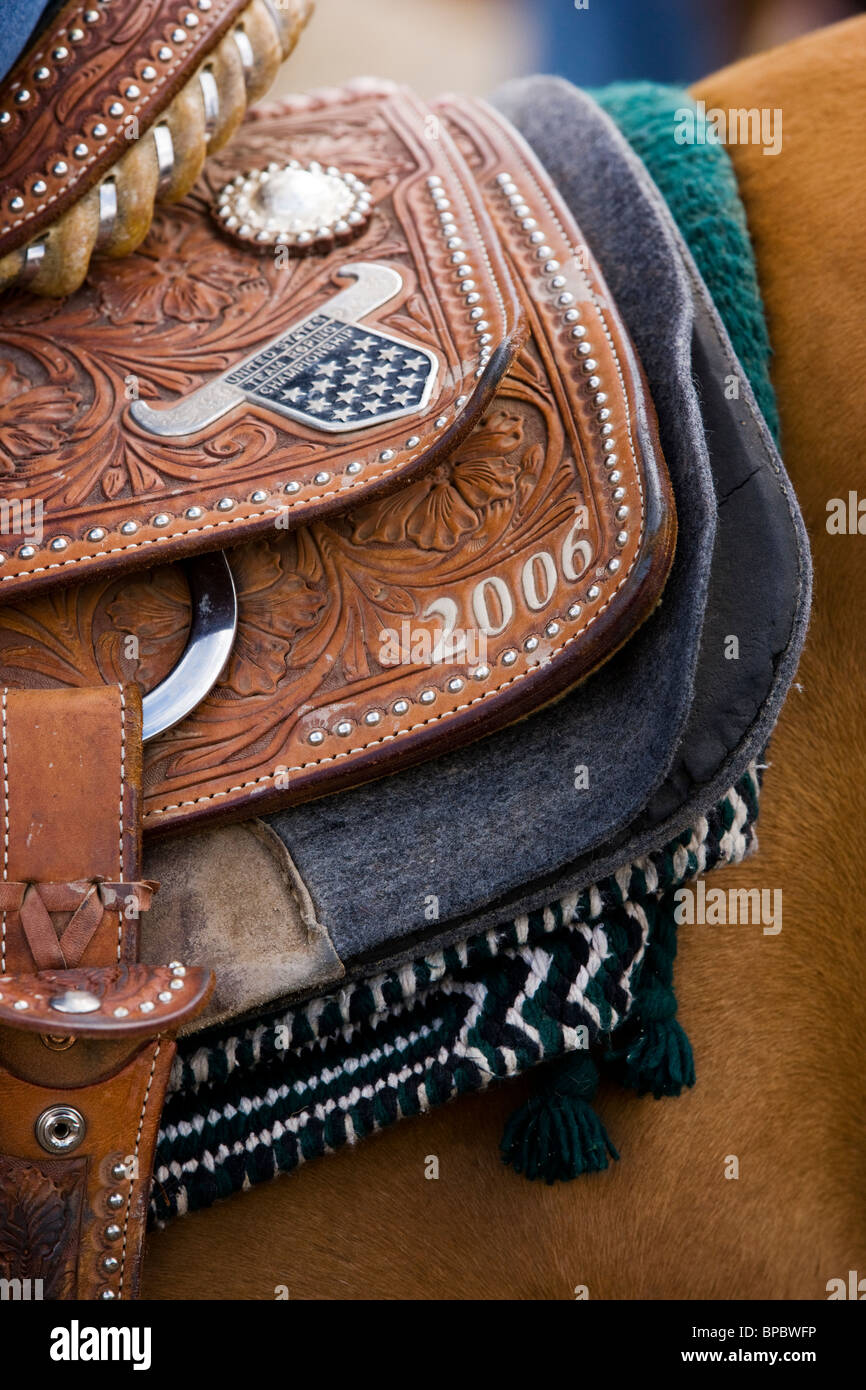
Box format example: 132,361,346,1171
213,159,373,254
129,263,439,438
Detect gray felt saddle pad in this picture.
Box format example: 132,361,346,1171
248,79,809,978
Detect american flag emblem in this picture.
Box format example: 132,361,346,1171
224,314,437,431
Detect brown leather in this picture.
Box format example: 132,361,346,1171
0,94,675,835
0,0,257,260
0,84,524,595
0,685,213,1299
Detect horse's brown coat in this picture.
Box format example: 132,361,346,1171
143,15,866,1300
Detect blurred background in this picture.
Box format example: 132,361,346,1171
272,0,863,98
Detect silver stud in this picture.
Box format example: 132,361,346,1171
139,1000,155,1013
502,649,518,666
99,1290,117,1301
524,636,539,652
406,436,420,448
577,343,592,356
544,621,560,638
567,603,582,620
447,677,464,693
336,720,353,737
603,439,616,453
15,89,30,105
309,730,325,746
105,1224,122,1242
199,0,213,8
456,395,468,407
74,142,88,158
285,481,300,495
615,532,628,548
108,101,124,117
495,172,513,185
251,490,268,504
446,237,463,250
564,309,579,323
53,46,69,60
435,415,448,428
33,177,48,195
346,462,362,476
587,375,601,390
393,699,409,716
120,521,137,535
594,392,608,405
216,498,234,511
609,557,622,573
69,28,86,41
50,537,68,552
465,292,480,306
186,505,203,519
142,65,157,81
0,555,5,567
0,113,10,126
107,1192,124,1211
53,158,68,175
419,689,435,705
88,526,106,542
609,470,621,483
34,66,50,81
571,324,587,339
535,245,553,260
110,1164,127,1183
616,505,629,521
600,423,614,436
583,359,598,373
598,408,611,421
158,46,172,60
103,1255,120,1273
13,1000,28,1010
521,218,537,230
113,1006,128,1017
19,545,35,559
613,487,626,501
170,979,184,991
170,964,186,976
551,276,566,290
473,665,491,681
474,322,489,334
364,710,382,726
125,83,140,99
172,28,187,43
84,9,100,21
558,292,575,306
379,450,395,463
9,195,24,212
529,231,544,244
92,121,107,138
587,584,600,600
158,991,173,1003
427,175,443,187
152,513,170,528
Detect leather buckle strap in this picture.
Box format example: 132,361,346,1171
0,880,157,973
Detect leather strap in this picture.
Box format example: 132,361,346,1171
0,685,212,1300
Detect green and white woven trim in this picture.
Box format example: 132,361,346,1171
150,765,759,1223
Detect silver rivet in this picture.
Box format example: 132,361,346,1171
521,218,537,230
186,506,203,519
535,245,553,260
107,1192,124,1211
13,1000,28,1010
473,665,490,680
544,260,560,273
170,979,184,991
427,175,443,187
379,450,395,463
20,545,36,559
171,964,186,976
158,45,172,60
152,513,170,527
125,84,141,99
419,689,436,705
113,1006,128,1017
99,1289,117,1301
105,1224,122,1242
609,470,621,483
74,142,88,157
446,237,463,250
172,28,187,42
568,603,582,620
564,309,579,323
435,415,448,428
285,481,300,494
34,66,50,81
558,292,575,306
364,710,382,726
103,1255,120,1273
53,159,68,175
336,720,353,737
502,650,518,666
529,231,544,244
88,527,106,542
603,439,616,453
582,359,598,373
545,621,560,638
108,101,123,117
393,699,409,716
84,8,100,21
601,423,614,436
447,677,464,693
609,557,622,572
0,113,10,126
406,435,420,448
15,89,30,105
613,487,626,501
216,497,234,511
309,729,325,746
346,461,362,476
495,172,513,185
251,490,268,504
110,1164,127,1183
0,555,5,567
50,989,100,1014
92,121,107,138
32,178,47,194
312,471,330,485
594,392,608,405
525,636,539,652
571,325,587,339
50,537,68,552
142,65,157,81
139,1000,155,1013
615,532,628,548
577,343,592,356
616,505,629,521
69,28,85,41
10,196,24,212
53,46,69,60
605,454,619,468
158,991,173,1003
587,584,600,600
120,521,137,535
598,408,611,421
587,375,601,389
35,1105,86,1155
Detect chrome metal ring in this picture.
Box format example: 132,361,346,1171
142,552,237,742
36,1105,86,1154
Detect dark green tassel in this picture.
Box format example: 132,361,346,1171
501,1052,618,1183
606,892,695,1098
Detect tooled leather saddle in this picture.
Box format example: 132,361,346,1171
0,2,809,1303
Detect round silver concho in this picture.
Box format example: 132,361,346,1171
213,160,373,255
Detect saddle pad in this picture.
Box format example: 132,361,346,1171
0,87,675,831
